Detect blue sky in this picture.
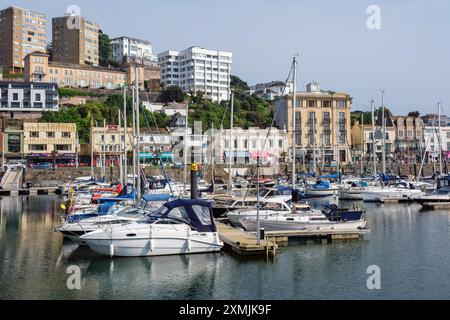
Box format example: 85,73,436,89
4,0,450,114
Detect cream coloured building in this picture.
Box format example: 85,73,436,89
275,82,352,164
23,122,78,162
24,52,144,89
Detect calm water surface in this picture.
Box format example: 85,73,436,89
0,196,449,300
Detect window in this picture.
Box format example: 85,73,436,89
337,100,347,108
29,144,46,151
167,206,190,224
62,132,71,138
13,93,19,101
8,134,21,153
55,144,70,151
46,132,55,138
30,132,39,138
111,135,116,142
35,93,41,102
192,205,212,226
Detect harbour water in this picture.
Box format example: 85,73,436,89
1,195,450,300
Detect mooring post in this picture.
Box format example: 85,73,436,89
191,164,199,200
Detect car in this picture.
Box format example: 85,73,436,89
32,162,53,170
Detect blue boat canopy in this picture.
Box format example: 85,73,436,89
142,194,173,202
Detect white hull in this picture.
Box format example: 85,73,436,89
86,237,222,257
240,218,366,232
80,224,223,257
361,188,424,202
305,189,339,197
339,189,363,200
227,210,287,228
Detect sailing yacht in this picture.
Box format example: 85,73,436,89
361,181,424,202
80,199,223,257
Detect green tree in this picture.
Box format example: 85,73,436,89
161,86,185,103
231,75,250,91
98,30,112,67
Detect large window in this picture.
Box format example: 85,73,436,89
55,144,70,151
62,132,71,138
8,134,21,153
30,131,39,138
29,144,46,151
192,205,212,226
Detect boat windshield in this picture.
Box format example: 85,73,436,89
140,206,169,223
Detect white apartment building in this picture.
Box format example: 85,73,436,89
111,36,157,66
249,81,294,101
158,46,232,102
217,127,288,165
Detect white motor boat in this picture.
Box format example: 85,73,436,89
305,180,340,198
227,196,310,228
361,182,425,202
80,199,223,257
59,194,172,244
239,210,367,232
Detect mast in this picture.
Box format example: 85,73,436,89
438,101,443,175
118,110,123,185
291,56,298,189
312,114,317,174
183,102,189,196
371,99,377,177
102,119,106,179
131,85,136,192
228,90,234,194
381,90,386,175
91,121,95,178
123,87,127,187
135,65,141,198
361,112,364,176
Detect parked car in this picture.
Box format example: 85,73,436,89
32,162,53,170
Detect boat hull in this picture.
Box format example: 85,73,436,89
240,218,366,232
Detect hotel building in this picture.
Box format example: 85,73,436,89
275,82,352,164
52,15,99,66
0,6,47,73
158,46,232,102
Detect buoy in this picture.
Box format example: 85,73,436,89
109,244,114,258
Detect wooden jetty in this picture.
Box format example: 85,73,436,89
421,202,450,209
0,187,60,197
215,221,277,256
264,228,370,242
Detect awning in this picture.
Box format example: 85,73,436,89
140,152,173,160
250,151,270,159
26,153,76,160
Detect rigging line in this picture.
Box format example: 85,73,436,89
141,90,175,196
242,62,295,202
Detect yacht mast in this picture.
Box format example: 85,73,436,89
123,87,127,187
135,65,141,198
228,90,234,194
371,99,377,177
361,112,364,176
291,56,298,189
381,90,386,175
312,114,317,174
438,102,443,175
131,85,136,192
118,110,123,185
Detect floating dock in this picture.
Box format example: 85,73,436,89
215,221,277,256
421,202,450,209
0,187,60,197
264,228,370,242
